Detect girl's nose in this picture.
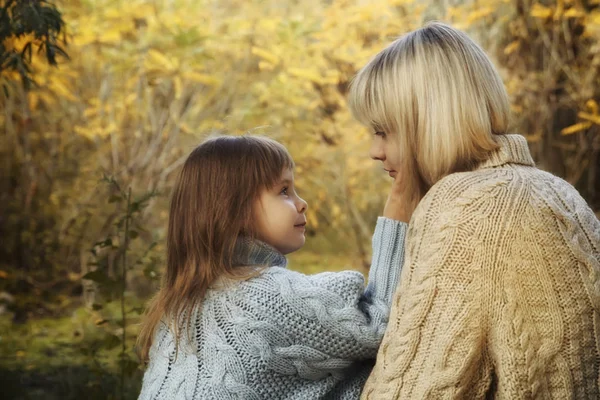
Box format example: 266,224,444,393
297,197,308,213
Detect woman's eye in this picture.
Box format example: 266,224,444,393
374,131,386,138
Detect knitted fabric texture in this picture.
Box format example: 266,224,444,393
139,218,407,400
361,134,600,399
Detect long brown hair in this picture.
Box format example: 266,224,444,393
137,134,294,363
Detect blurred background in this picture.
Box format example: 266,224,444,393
1,0,598,398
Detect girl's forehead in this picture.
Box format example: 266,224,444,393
280,168,294,180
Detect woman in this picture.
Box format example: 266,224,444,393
349,21,600,399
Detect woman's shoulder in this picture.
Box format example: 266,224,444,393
412,165,522,224
412,163,597,235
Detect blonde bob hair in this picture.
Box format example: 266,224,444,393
349,22,510,198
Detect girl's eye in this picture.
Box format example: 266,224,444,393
374,131,386,138
280,187,289,196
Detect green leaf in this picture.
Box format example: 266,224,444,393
103,334,121,350
103,279,124,294
94,237,112,248
119,357,140,377
129,306,145,315
130,202,141,213
82,269,111,285
144,265,158,280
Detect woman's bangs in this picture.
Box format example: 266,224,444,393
350,56,400,135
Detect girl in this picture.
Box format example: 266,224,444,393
137,135,409,399
350,22,600,399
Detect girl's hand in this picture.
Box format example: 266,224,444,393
383,173,418,223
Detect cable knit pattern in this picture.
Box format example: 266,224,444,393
139,218,407,400
361,134,600,399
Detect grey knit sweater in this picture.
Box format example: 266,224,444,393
138,217,407,399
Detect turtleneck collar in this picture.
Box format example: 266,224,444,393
232,237,287,268
477,134,535,170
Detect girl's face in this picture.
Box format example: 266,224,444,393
254,168,308,255
369,131,401,179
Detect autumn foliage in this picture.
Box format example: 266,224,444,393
0,0,599,397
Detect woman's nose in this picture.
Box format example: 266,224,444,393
369,141,385,161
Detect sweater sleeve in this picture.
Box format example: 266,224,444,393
361,178,498,399
238,217,407,380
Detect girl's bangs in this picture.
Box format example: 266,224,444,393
254,138,295,189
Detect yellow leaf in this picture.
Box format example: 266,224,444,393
99,30,121,44
183,72,220,85
511,104,524,114
74,125,97,139
578,111,600,125
277,73,289,84
561,121,592,135
178,122,192,134
504,40,520,55
147,49,176,70
68,272,80,282
83,107,97,118
125,93,137,105
307,210,319,228
174,76,182,98
16,351,25,358
50,80,77,102
0,270,8,279
258,61,275,71
586,99,599,115
589,11,600,28
530,3,553,19
28,93,39,110
39,91,55,105
563,8,585,18
288,67,322,83
466,7,494,24
104,9,120,19
554,1,564,20
251,47,280,65
257,18,280,32
332,203,341,217
525,131,543,143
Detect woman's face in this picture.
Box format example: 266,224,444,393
369,131,401,179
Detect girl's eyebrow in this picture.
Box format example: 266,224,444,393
278,179,292,186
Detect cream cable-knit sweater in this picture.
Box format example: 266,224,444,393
361,134,600,399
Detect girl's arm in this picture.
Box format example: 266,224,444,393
239,217,407,379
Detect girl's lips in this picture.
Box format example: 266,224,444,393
294,222,307,229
